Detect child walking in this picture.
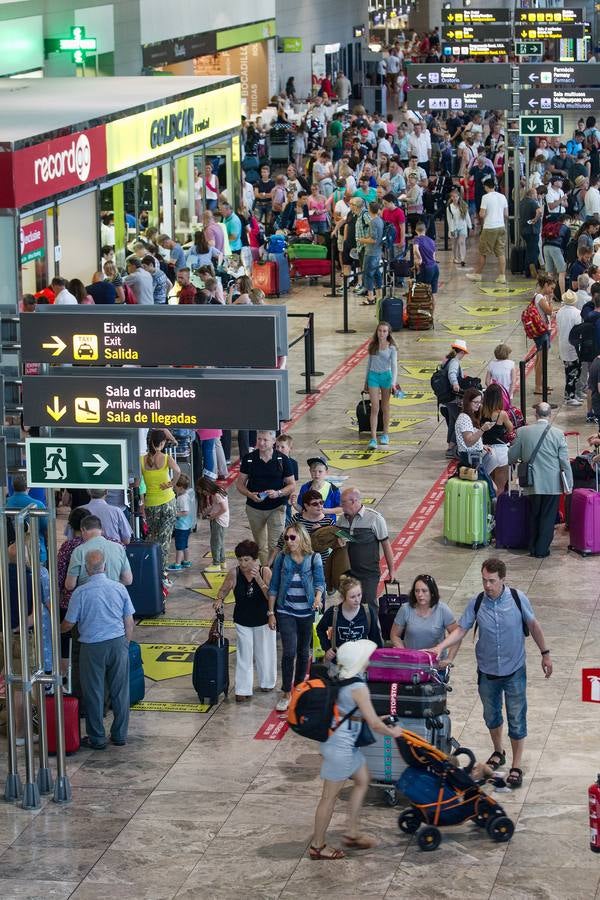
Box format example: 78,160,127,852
364,321,399,449
197,476,230,572
446,187,472,267
168,474,195,572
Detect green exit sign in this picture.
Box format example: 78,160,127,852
281,37,302,52
519,115,563,136
515,41,543,56
25,437,127,490
58,26,97,64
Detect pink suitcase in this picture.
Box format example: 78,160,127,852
367,647,439,684
568,487,600,556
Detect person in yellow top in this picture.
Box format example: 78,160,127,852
141,430,180,584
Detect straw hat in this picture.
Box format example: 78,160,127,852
336,640,378,679
451,339,469,355
575,175,587,187
562,290,578,306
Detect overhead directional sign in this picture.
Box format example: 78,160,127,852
519,115,563,137
443,41,511,58
25,437,127,489
408,88,511,112
20,309,278,367
517,24,585,41
442,24,512,42
515,8,583,26
22,372,281,430
442,8,511,25
407,63,511,88
515,41,543,57
520,88,600,112
519,63,598,87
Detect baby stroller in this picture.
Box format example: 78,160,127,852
395,729,515,851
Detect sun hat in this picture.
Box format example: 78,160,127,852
562,290,578,305
451,339,469,355
575,175,587,187
336,640,378,679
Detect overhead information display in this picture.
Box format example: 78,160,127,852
407,63,512,87
514,8,583,25
519,115,563,137
519,88,600,111
408,88,512,112
516,24,585,41
519,63,598,87
442,24,512,42
441,8,511,25
442,41,512,57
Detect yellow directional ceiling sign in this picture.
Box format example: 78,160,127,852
390,390,436,406
324,449,399,471
460,304,522,317
441,322,502,335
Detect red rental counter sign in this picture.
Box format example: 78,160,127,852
4,125,107,208
582,668,600,703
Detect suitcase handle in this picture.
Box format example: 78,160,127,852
382,579,402,593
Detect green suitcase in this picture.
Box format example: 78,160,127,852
443,478,492,549
288,243,328,260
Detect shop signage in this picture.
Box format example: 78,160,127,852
8,125,107,209
519,115,563,137
20,219,45,264
407,63,511,87
408,88,511,112
20,309,278,367
515,8,582,26
282,37,303,52
442,41,511,58
519,64,598,87
441,24,513,42
216,19,276,52
25,437,127,490
58,25,96,64
142,31,217,68
22,372,280,430
519,88,600,112
515,41,544,57
442,8,511,24
105,82,241,173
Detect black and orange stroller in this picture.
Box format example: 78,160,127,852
395,729,515,851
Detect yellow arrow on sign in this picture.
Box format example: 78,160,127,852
42,336,67,356
46,395,66,421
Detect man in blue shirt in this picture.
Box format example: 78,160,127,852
430,558,552,790
62,548,135,749
6,475,48,564
158,234,186,272
220,202,242,252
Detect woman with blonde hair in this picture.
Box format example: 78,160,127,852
267,522,325,712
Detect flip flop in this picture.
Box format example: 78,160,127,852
342,834,378,849
506,767,523,789
485,750,506,771
309,844,345,860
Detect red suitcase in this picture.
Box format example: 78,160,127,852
252,260,279,297
291,258,331,278
46,694,81,755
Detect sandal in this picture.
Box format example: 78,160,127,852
506,767,523,789
309,844,345,860
361,300,376,306
342,834,378,849
485,750,506,771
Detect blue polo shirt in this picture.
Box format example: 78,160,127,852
65,573,134,643
224,212,242,251
459,586,535,677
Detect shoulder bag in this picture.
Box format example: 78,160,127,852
517,424,551,488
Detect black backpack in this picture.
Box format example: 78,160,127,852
287,674,361,742
430,360,453,404
569,322,599,363
473,588,529,638
382,221,397,257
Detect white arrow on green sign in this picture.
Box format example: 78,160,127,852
519,115,562,137
25,437,127,489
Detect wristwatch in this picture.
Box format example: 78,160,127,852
541,649,550,656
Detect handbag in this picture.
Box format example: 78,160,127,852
354,720,376,748
517,423,551,488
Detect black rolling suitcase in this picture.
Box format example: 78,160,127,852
368,679,448,718
193,611,230,704
356,391,383,434
378,580,410,641
510,241,526,276
125,541,164,617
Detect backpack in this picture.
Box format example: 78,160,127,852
267,234,286,254
564,237,579,266
287,674,361,742
566,189,585,220
569,321,599,363
473,588,529,638
430,360,453,403
542,219,562,241
330,604,372,652
521,299,548,339
382,221,397,255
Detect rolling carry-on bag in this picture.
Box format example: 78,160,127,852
367,647,439,684
368,679,448,718
125,541,164,617
356,391,383,434
568,465,600,556
443,477,491,548
291,258,331,278
406,281,434,330
252,260,279,297
267,251,290,295
510,241,527,276
494,467,530,549
192,611,230,704
46,694,80,756
378,580,410,642
364,714,452,785
379,296,404,331
129,639,145,706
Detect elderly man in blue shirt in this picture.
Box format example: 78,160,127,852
62,548,135,750
430,557,552,790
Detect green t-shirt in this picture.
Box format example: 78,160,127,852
329,119,343,148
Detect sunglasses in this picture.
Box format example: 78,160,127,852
284,534,297,542
308,500,324,506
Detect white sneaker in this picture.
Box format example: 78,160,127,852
495,275,507,284
566,398,583,406
275,696,290,712
465,273,482,282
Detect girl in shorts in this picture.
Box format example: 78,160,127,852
363,321,399,449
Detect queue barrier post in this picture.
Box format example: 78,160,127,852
542,342,549,404
303,313,323,377
519,359,527,425
0,503,22,802
28,513,53,796
287,314,320,396
323,239,341,298
336,274,357,335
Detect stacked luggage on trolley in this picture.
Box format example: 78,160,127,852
288,237,331,282
364,646,454,805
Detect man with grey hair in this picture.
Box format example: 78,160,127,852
123,255,154,305
236,431,296,564
508,403,572,558
62,549,135,749
67,489,132,544
157,234,186,272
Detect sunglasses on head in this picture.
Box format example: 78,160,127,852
284,534,297,542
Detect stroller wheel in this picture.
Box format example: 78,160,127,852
385,789,400,807
398,809,421,834
487,815,515,843
417,826,441,851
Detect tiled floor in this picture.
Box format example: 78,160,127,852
2,245,599,899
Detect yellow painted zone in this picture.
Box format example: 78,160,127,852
478,285,531,296
400,364,437,380
131,701,211,713
460,304,522,317
191,572,234,603
324,449,399,470
140,642,235,681
416,335,495,342
440,322,502,335
390,390,436,406
202,549,235,559
137,618,235,628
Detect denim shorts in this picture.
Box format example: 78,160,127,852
534,331,550,350
367,369,393,390
174,528,191,551
477,664,527,740
363,254,382,291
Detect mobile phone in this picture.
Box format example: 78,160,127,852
257,491,269,500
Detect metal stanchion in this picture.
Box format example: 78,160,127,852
296,328,320,396
28,513,53,796
45,489,71,804
0,506,22,802
519,360,527,425
542,343,548,404
301,313,323,378
14,509,40,810
336,274,356,334
323,238,341,298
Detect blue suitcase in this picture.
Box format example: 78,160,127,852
129,640,145,705
379,296,403,331
192,613,229,704
267,251,291,295
125,541,164,618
